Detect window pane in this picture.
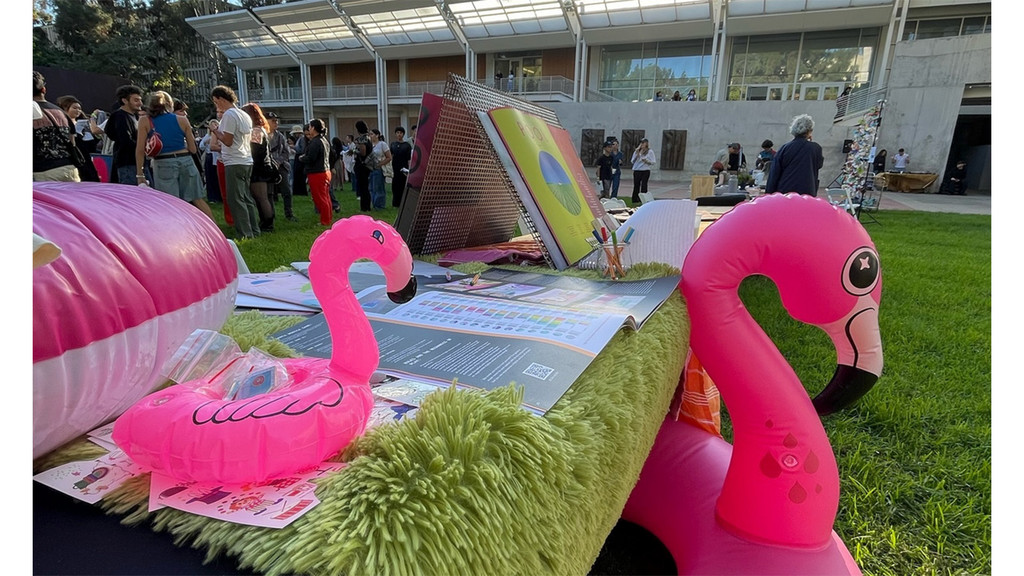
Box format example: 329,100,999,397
962,17,987,35
902,21,917,41
800,29,875,85
915,18,962,40
740,34,800,84
600,40,712,101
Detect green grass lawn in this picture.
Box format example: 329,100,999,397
221,197,992,575
739,211,991,575
212,184,401,272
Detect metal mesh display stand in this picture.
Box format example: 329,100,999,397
402,73,563,268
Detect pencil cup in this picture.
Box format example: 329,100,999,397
598,242,629,280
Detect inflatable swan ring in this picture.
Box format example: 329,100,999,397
113,216,417,483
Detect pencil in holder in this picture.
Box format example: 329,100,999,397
598,242,628,280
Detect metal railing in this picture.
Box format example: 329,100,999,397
835,85,888,122
584,88,620,102
250,75,578,105
245,86,304,103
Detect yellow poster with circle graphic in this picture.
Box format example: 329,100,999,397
487,107,605,267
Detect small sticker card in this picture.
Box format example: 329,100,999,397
233,366,276,400
373,379,442,408
147,462,346,529
34,449,146,504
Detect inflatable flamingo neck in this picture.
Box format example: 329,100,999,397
681,194,882,549
308,216,415,385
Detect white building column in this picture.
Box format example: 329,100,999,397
236,67,248,104
376,55,389,134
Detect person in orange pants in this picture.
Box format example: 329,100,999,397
300,119,333,226
217,159,233,226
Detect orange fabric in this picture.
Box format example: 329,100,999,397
669,347,722,437
307,171,333,225
217,160,233,226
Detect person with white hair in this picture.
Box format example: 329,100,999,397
765,113,824,197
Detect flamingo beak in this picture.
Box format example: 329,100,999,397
812,296,883,416
813,365,878,416
387,275,417,304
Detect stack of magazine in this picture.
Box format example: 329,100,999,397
271,268,680,415
233,260,459,315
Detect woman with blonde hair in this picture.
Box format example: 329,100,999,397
241,102,277,232
135,91,214,220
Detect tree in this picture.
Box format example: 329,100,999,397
35,0,234,124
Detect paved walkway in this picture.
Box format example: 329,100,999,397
642,180,991,215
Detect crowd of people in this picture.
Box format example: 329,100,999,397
32,70,419,240
35,69,971,240
653,89,698,102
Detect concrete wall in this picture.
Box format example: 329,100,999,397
548,99,851,189
882,34,992,189
548,33,992,191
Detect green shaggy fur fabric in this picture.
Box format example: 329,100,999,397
34,264,689,575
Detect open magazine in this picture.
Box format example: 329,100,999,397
479,107,607,270
271,268,680,415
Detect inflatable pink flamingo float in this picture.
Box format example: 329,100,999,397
623,193,883,574
113,216,417,483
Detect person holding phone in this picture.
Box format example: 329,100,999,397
630,138,656,204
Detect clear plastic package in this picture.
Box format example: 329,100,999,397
162,329,241,386
161,330,290,400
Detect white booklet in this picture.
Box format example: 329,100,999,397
576,199,698,272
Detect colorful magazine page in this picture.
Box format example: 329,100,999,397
236,271,320,310
481,107,606,269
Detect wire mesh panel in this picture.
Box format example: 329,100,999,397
401,73,564,267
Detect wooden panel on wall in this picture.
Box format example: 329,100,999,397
331,62,377,84
407,56,468,83
311,65,327,86
581,129,605,167
661,130,687,170
621,129,646,165
541,48,576,79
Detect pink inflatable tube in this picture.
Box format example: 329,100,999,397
624,194,882,574
113,216,416,483
33,182,238,459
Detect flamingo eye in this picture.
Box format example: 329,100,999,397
372,230,384,244
842,247,879,296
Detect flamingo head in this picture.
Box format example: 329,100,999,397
309,215,417,303
686,193,883,415
752,194,883,414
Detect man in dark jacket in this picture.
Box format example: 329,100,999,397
941,160,968,195
103,84,147,185
389,126,413,207
765,114,824,197
266,112,296,220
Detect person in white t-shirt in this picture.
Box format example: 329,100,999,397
892,148,909,173
210,85,260,239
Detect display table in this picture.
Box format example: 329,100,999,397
34,264,690,575
882,171,938,192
